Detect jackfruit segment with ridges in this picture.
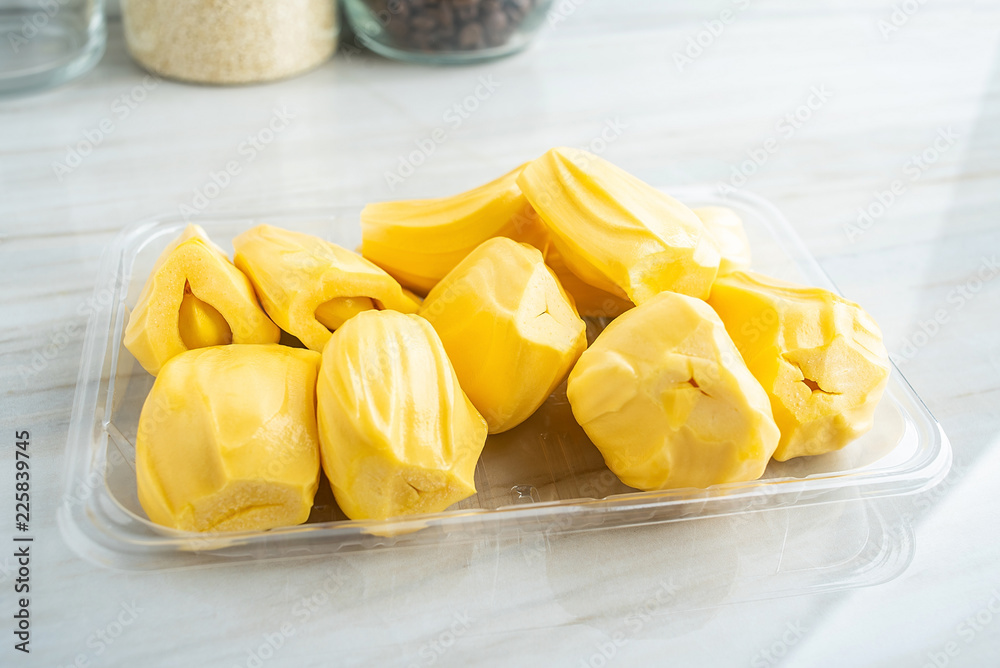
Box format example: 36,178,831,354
568,291,780,491
420,238,587,434
316,311,488,521
233,224,419,352
361,163,547,294
707,271,891,460
517,147,721,304
124,224,280,376
542,243,635,319
136,344,321,532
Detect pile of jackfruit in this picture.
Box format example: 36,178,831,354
124,147,890,533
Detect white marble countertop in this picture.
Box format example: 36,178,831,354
2,2,999,666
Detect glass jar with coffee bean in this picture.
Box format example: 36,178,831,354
343,0,554,64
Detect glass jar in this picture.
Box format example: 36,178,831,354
0,0,106,96
342,0,554,65
121,0,339,85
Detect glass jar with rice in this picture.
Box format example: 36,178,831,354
121,0,339,85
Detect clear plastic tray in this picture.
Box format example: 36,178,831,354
59,187,951,571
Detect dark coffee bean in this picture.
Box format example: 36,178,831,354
386,17,410,39
362,0,541,53
484,10,510,47
505,7,525,23
410,14,438,32
435,5,455,31
458,22,486,49
411,32,432,49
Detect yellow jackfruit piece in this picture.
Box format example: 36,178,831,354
707,271,891,460
544,244,635,319
316,311,488,521
420,238,587,433
694,206,752,275
314,297,376,331
136,344,321,532
124,224,280,376
567,291,780,491
233,225,419,353
360,164,547,294
401,288,425,306
517,147,721,304
151,222,228,271
177,291,232,349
